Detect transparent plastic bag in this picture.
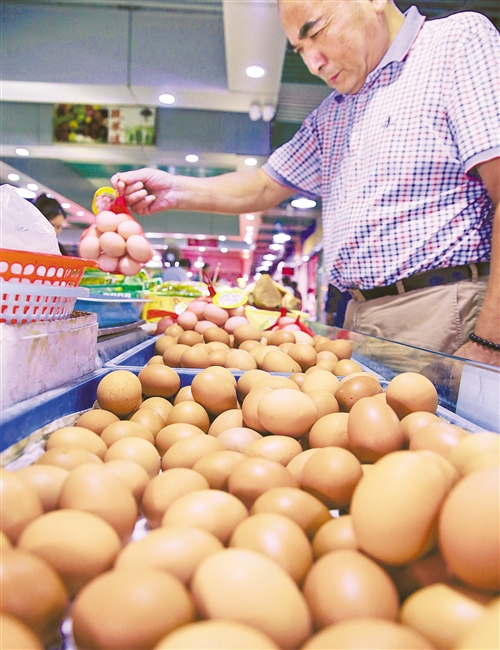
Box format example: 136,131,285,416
0,184,61,255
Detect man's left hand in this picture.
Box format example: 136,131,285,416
453,341,500,368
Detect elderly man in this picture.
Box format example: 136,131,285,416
112,1,499,366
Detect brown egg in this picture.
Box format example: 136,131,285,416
287,343,317,371
103,459,150,503
251,486,332,539
225,349,258,370
161,435,225,470
233,323,263,346
438,467,499,591
176,309,198,330
166,401,210,432
278,341,294,355
261,349,302,373
155,423,206,456
203,326,231,345
96,370,143,416
58,464,138,544
301,447,363,509
207,409,244,437
34,446,103,471
238,339,261,353
154,620,279,650
306,389,340,418
0,614,43,650
257,389,317,438
191,368,238,415
301,369,340,397
286,449,321,483
100,420,155,446
179,346,210,368
228,458,299,508
173,385,194,405
409,422,469,457
308,412,350,449
386,372,439,419
400,411,442,446
177,329,203,346
290,372,307,388
162,489,248,543
17,509,121,597
251,344,275,367
45,427,106,459
163,343,190,366
455,600,500,650
244,435,302,466
461,451,500,475
447,432,500,476
191,548,312,649
325,339,353,359
75,409,120,434
241,387,272,433
0,548,68,646
192,451,246,490
399,583,486,649
165,323,184,338
312,515,358,557
236,369,268,401
334,358,364,376
147,355,165,365
303,549,400,628
316,349,340,367
302,618,433,649
154,334,178,355
15,465,69,512
104,437,160,478
141,468,210,528
115,526,223,584
138,365,180,398
72,569,195,650
129,407,166,436
350,450,458,565
216,427,263,453
334,374,383,411
348,396,405,462
229,513,313,583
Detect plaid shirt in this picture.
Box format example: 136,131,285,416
263,7,500,291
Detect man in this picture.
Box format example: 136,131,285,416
112,1,499,366
33,193,68,255
162,258,191,283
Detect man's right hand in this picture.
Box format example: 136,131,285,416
110,168,178,215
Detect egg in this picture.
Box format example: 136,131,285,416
58,464,138,544
176,309,198,330
165,401,210,432
207,409,244,437
287,343,318,371
71,569,195,650
244,435,303,466
114,526,223,584
129,407,166,436
233,323,263,346
34,446,103,470
334,358,364,376
154,620,279,650
78,235,101,260
0,614,43,650
104,437,161,478
301,447,363,509
203,326,230,345
117,218,144,239
100,420,155,446
75,409,120,434
96,370,143,416
155,423,206,456
126,234,154,263
227,457,299,508
257,389,317,438
203,302,229,326
161,435,225,470
399,411,442,446
224,316,249,334
409,421,469,457
308,412,350,449
447,431,500,475
99,230,127,257
241,387,272,433
192,450,246,490
307,389,340,418
97,253,120,273
386,372,439,418
118,255,144,276
301,369,340,397
229,513,313,583
95,210,121,232
163,344,190,366
303,549,400,628
334,374,383,411
216,427,263,453
138,365,180,399
141,468,210,528
190,368,238,415
17,509,121,597
261,349,302,373
173,386,195,405
103,459,150,503
438,467,499,591
455,600,500,650
251,374,301,393
312,514,358,557
161,489,248,543
46,426,108,459
0,548,69,645
15,465,69,512
155,334,178,355
191,548,312,648
347,396,405,462
225,349,258,370
285,449,321,483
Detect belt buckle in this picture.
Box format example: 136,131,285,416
349,288,366,302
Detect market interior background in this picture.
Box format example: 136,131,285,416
1,0,499,300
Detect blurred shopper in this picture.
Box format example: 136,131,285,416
33,193,68,255
162,257,191,282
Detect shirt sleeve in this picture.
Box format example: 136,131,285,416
262,106,324,199
447,13,500,174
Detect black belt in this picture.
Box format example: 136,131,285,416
350,263,490,302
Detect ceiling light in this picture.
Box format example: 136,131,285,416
76,211,85,217
27,183,38,191
158,93,175,105
291,197,317,209
15,188,36,199
185,154,199,163
15,147,30,156
273,233,291,244
302,255,310,262
218,235,227,241
199,247,205,252
246,214,255,220
221,247,228,253
269,243,284,251
61,202,71,209
246,66,265,78
263,254,276,261
194,260,204,268
249,102,262,121
7,173,20,182
245,225,254,231
244,158,258,167
262,105,276,122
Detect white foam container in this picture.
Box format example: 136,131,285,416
0,310,98,409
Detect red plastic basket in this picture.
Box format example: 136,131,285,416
0,249,97,287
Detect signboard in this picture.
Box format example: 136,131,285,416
53,104,156,145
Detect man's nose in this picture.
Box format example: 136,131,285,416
303,48,327,76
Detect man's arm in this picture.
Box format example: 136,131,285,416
454,156,500,366
111,168,295,216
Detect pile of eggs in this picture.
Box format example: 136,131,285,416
78,210,154,276
0,342,499,650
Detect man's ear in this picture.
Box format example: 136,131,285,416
371,0,389,15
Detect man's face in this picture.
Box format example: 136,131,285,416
280,0,389,95
50,214,65,236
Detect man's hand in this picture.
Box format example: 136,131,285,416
110,168,178,215
453,340,500,368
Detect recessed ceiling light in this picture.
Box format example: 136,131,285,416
218,235,227,241
76,211,85,217
221,247,228,253
15,147,30,157
245,225,254,231
244,158,258,167
27,183,38,191
302,255,310,262
245,214,255,220
158,93,175,105
273,233,291,244
246,66,265,78
15,188,36,199
263,254,276,261
199,247,205,252
185,154,199,163
7,173,20,182
269,243,284,251
291,197,317,209
61,203,71,209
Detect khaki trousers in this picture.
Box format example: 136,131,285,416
344,278,488,355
